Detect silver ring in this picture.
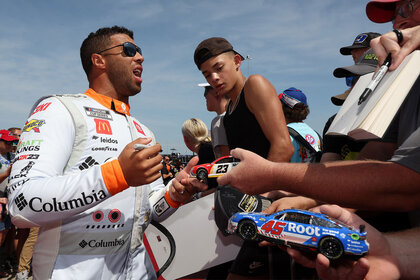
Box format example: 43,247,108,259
179,190,184,195
192,192,202,201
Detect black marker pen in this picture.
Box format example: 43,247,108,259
358,53,392,105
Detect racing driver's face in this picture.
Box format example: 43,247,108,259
101,34,144,102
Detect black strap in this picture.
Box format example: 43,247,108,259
287,126,317,154
150,220,176,278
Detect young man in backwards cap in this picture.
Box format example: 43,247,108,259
194,37,292,163
194,37,296,279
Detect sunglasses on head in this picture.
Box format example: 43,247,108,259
97,42,142,57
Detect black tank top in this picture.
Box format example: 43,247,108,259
223,88,270,158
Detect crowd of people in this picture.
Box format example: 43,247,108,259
0,127,36,280
0,0,419,279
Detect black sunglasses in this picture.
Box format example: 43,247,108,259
3,140,18,145
97,42,142,57
394,0,418,20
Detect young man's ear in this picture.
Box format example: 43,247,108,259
91,53,106,70
234,54,242,70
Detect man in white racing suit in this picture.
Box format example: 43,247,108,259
7,26,204,279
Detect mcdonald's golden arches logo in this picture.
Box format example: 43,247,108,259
94,119,112,135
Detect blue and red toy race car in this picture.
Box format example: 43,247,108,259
190,156,239,184
227,208,369,260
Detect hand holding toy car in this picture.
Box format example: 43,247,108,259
287,205,400,280
228,207,369,260
217,148,277,194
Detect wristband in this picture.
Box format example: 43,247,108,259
393,29,403,44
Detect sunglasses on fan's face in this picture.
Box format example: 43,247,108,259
97,42,142,57
2,140,18,146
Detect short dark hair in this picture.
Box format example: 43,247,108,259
8,127,21,132
80,26,134,77
281,103,309,122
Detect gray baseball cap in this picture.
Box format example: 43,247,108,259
333,48,379,78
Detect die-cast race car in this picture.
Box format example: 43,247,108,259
190,156,240,184
227,208,369,260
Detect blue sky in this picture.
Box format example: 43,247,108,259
0,0,393,155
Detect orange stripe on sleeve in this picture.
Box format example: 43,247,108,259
101,159,129,195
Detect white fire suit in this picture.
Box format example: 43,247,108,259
7,89,179,279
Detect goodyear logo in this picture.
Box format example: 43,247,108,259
23,119,46,133
94,119,112,135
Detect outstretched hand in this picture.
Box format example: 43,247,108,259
217,148,276,195
169,156,207,204
287,205,401,280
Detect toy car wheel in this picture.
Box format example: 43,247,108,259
318,236,344,260
238,220,258,241
196,168,208,184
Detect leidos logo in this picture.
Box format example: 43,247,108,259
23,119,45,133
94,119,112,135
17,190,107,212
